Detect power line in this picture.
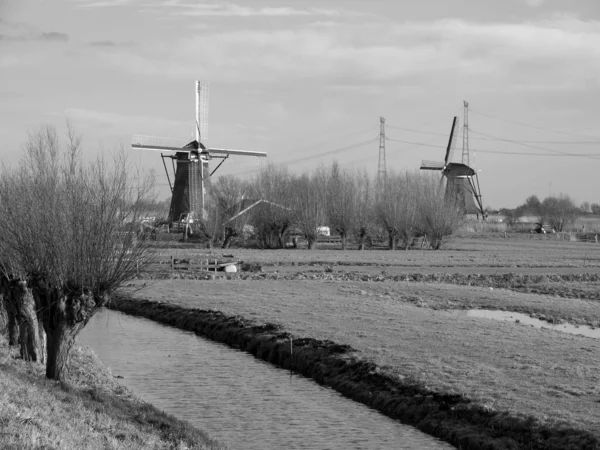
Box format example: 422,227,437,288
386,136,446,149
386,125,448,137
469,108,600,141
478,150,600,156
387,124,600,144
387,135,600,159
470,129,600,161
229,138,378,176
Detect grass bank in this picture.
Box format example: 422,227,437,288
109,294,599,450
0,335,225,450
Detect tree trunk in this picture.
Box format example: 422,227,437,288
222,235,232,249
0,293,7,336
45,321,81,380
307,238,317,250
403,231,414,250
356,229,367,251
0,278,19,346
32,284,103,381
13,283,45,363
276,231,286,249
388,232,397,250
340,232,347,250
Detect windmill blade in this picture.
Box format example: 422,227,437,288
444,116,458,166
196,80,209,141
420,160,445,170
205,148,267,157
131,135,189,152
447,116,460,165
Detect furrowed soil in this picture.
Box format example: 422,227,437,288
116,234,600,448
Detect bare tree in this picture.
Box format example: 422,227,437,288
541,194,578,232
0,125,155,381
375,172,403,250
211,175,250,249
419,175,464,249
326,162,357,250
292,173,326,250
354,170,374,250
396,172,421,250
250,164,295,249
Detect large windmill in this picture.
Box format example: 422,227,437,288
132,81,267,223
419,116,484,217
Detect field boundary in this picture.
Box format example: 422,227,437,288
108,296,599,450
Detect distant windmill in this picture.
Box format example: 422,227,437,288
132,81,267,223
419,116,484,217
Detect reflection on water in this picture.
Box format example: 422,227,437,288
79,309,454,450
455,309,600,339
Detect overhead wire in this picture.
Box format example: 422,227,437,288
387,124,600,144
229,137,379,176
469,108,600,141
469,129,600,161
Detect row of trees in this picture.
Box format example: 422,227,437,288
192,162,466,251
500,194,580,231
0,125,154,381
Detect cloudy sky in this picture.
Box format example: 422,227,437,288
1,0,599,209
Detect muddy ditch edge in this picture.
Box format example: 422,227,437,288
107,296,598,450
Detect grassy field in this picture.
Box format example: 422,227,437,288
0,335,225,450
149,233,600,272
120,235,600,442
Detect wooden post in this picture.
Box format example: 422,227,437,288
171,255,174,273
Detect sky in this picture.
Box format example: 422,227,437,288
1,0,600,209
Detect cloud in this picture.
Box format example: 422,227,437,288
0,20,69,42
526,0,546,7
93,16,600,97
73,0,365,19
170,3,342,18
74,0,137,7
0,31,69,42
89,40,134,47
40,32,69,42
59,108,187,132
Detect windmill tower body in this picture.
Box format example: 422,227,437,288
132,81,266,224
420,115,484,216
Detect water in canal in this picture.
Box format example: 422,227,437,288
453,309,600,339
79,309,454,450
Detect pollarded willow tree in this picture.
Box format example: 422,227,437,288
354,170,374,250
375,172,404,250
292,172,327,250
250,164,295,249
0,125,155,380
326,162,357,250
419,174,464,249
211,174,251,249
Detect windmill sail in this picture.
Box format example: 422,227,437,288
420,116,459,171
132,135,188,152
418,114,484,217
205,148,267,157
132,80,267,223
196,81,209,142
